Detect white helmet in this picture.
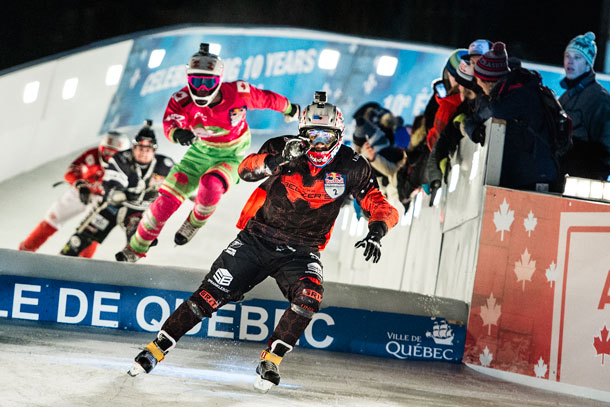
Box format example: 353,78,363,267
299,91,345,167
99,131,130,164
186,43,224,107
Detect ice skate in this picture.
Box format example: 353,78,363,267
254,359,280,392
128,331,175,376
174,216,200,246
252,339,293,393
115,244,145,263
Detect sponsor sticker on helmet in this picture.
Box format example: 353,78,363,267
324,172,345,198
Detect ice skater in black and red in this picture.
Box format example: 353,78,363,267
127,91,399,392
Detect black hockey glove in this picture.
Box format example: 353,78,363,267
173,128,197,146
355,221,387,263
282,138,308,161
265,138,308,173
74,180,91,205
284,103,300,123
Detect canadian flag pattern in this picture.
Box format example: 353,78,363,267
465,187,610,393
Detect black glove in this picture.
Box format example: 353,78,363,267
75,180,91,205
282,138,308,161
173,128,197,146
284,103,300,123
354,221,387,263
266,138,308,172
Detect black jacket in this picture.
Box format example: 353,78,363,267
464,68,559,190
559,71,610,180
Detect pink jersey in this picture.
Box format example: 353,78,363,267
163,81,290,147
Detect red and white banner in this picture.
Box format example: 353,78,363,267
464,186,610,392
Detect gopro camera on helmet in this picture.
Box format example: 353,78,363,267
313,91,327,106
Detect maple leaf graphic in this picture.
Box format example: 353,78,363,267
480,293,501,335
514,248,536,291
493,198,514,241
534,357,548,378
523,210,537,237
594,325,610,365
479,346,493,367
545,261,558,288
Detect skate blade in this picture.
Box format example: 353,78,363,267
127,362,146,377
253,374,275,393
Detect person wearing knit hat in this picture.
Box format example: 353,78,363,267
559,31,610,181
474,42,510,83
427,49,468,151
565,31,597,73
441,49,468,92
461,41,561,191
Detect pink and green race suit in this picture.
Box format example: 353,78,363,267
128,80,292,255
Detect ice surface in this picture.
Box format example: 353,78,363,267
0,320,605,407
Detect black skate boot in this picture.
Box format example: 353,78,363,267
115,244,145,263
174,216,200,246
253,339,293,393
128,330,176,376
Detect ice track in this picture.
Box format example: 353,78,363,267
0,320,605,407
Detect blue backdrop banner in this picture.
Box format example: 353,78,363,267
0,275,465,362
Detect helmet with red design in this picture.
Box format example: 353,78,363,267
98,130,130,166
186,43,224,107
298,91,345,167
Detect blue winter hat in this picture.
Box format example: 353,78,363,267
462,39,492,61
566,31,597,67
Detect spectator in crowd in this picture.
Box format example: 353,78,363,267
426,49,468,151
351,103,407,206
425,57,482,203
559,31,610,181
461,42,559,192
394,48,468,210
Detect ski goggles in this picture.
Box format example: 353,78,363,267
188,75,221,91
304,129,338,150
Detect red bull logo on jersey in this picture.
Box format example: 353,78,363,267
324,172,345,199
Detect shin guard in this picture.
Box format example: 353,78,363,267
19,220,57,252
130,192,181,253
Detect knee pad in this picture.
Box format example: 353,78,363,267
290,277,324,318
197,173,227,206
187,283,226,318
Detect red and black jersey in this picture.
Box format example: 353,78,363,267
237,136,399,250
64,147,105,195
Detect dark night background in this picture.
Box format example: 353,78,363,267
3,0,610,73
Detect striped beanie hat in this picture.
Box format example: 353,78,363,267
565,31,597,67
474,42,510,82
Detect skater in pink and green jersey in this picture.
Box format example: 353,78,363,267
116,43,300,262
